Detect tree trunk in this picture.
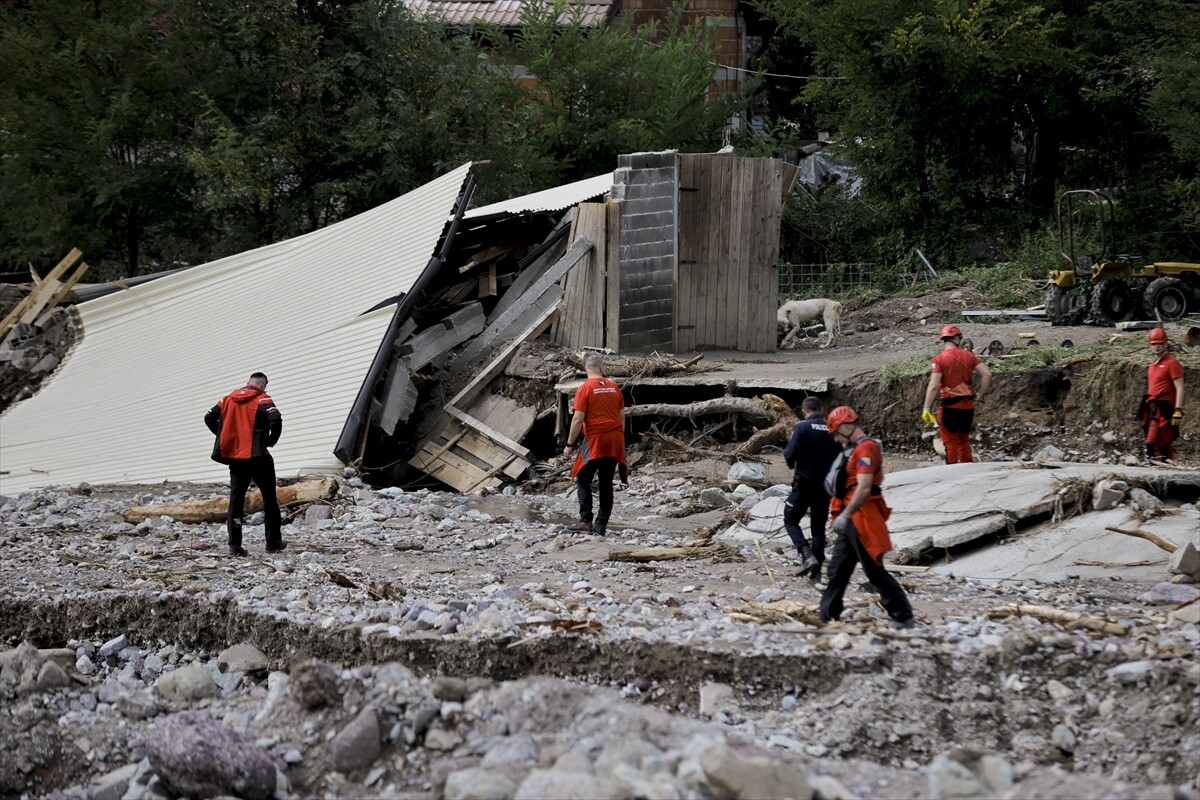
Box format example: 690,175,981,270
123,478,337,524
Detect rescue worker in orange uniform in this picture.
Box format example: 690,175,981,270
563,354,628,535
922,325,992,463
1139,327,1186,461
819,406,915,629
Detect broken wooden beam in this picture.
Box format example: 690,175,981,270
397,303,485,371
1105,526,1178,553
456,237,591,368
123,478,337,524
0,248,83,339
986,603,1131,636
445,406,532,460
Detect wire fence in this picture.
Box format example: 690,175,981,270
778,262,876,300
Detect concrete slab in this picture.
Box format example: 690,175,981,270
924,507,1198,583
882,462,1197,562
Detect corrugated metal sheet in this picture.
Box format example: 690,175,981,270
466,172,611,218
0,164,473,494
404,0,615,27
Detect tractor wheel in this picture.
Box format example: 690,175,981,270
1045,284,1084,325
1090,277,1134,323
1142,277,1189,320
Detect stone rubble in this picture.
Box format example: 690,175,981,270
0,471,1196,799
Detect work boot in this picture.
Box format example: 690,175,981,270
266,542,288,554
796,544,818,575
229,546,249,557
566,521,592,534
889,616,916,630
594,521,608,536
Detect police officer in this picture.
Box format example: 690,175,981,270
782,397,840,578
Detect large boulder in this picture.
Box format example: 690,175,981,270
146,712,277,800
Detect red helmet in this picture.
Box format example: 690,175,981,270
939,324,962,340
1148,327,1169,344
826,405,859,432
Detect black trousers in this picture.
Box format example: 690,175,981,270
228,456,282,549
819,520,913,623
783,482,830,557
576,457,617,526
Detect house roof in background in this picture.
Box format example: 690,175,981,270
402,0,617,27
0,165,473,493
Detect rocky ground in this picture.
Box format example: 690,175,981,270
2,467,1198,800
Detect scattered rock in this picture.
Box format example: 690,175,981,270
290,659,342,710
146,712,276,800
1169,541,1200,579
698,743,813,800
217,642,268,676
331,708,382,772
927,748,1013,800
155,664,219,701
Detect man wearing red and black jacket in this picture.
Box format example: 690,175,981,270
204,372,284,556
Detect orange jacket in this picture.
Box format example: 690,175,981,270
204,386,282,463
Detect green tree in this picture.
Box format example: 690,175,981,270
491,0,753,187
0,0,207,277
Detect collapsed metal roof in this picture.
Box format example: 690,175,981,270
0,165,474,493
466,173,611,218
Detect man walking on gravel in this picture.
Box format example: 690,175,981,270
922,324,992,463
1140,327,1185,462
783,397,840,579
820,406,915,629
563,354,627,536
204,372,285,556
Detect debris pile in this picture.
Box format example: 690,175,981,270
1,472,1197,799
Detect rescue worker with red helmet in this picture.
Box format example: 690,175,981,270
921,324,993,463
819,406,915,629
1139,327,1185,461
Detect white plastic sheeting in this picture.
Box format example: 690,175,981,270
0,164,473,493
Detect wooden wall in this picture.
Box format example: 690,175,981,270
553,201,621,350
676,154,784,353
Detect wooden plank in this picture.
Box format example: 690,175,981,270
0,248,83,338
398,303,485,370
734,158,752,351
487,215,571,325
466,394,538,441
604,200,621,352
449,298,563,409
677,154,700,352
457,237,590,367
759,160,784,352
445,406,532,460
378,361,417,435
30,260,90,324
478,263,498,298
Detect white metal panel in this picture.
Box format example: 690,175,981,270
466,172,611,218
0,164,473,493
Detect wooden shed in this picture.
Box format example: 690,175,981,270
552,150,798,354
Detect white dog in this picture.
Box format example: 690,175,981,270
777,298,842,348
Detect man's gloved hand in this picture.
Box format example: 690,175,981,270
831,514,850,536
921,409,937,425
1172,409,1184,426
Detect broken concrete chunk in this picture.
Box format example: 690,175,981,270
1129,487,1164,517
1168,541,1200,579
1091,479,1128,511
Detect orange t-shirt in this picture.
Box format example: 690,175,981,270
932,347,982,406
1147,353,1183,403
573,376,625,461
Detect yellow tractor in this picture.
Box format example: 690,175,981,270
1045,189,1200,325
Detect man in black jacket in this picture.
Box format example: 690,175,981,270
204,372,284,556
782,397,840,578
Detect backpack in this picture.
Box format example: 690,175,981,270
824,438,879,498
